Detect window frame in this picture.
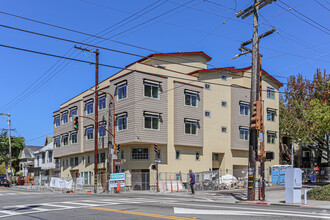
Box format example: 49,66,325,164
175,150,181,160
184,119,198,135
62,134,69,146
144,81,160,99
221,73,227,81
239,102,250,116
86,101,94,115
71,132,78,144
204,83,211,90
195,151,200,161
221,101,227,108
55,137,60,148
62,112,68,124
131,148,149,160
267,109,276,122
54,116,60,127
239,127,249,140
117,82,127,100
98,122,107,137
70,108,77,121
184,92,198,107
205,111,211,117
98,95,106,110
86,127,94,140
144,113,160,130
221,126,227,133
116,113,128,131
267,132,276,144
267,87,275,100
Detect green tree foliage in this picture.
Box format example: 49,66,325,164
0,129,25,178
280,69,330,165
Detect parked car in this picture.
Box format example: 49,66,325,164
0,177,10,187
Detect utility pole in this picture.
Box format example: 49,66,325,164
74,46,99,193
0,113,13,185
236,0,276,201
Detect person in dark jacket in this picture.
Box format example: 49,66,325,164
189,169,195,194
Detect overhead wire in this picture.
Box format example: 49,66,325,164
314,0,330,11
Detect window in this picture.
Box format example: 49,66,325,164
131,148,149,160
240,102,249,116
221,101,227,107
221,126,227,133
74,157,79,166
37,156,39,167
86,127,94,140
82,156,85,165
117,83,127,100
156,149,161,159
116,114,127,131
221,74,227,80
267,109,276,122
144,113,159,130
185,92,197,107
205,83,210,90
176,150,181,160
70,108,77,121
71,132,77,144
99,122,106,137
87,156,90,164
195,152,200,161
120,150,124,159
99,153,106,163
42,152,45,163
86,101,94,115
55,137,60,148
212,153,219,161
62,160,64,168
267,87,275,99
205,111,211,117
62,135,68,146
66,159,68,167
62,112,68,124
267,132,276,144
240,127,249,140
302,151,310,158
48,151,53,163
185,120,198,135
144,81,159,98
70,158,74,166
55,116,60,127
99,96,106,110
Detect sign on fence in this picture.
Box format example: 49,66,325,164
50,177,73,189
109,173,125,189
76,177,84,190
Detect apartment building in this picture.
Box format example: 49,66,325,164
53,52,282,189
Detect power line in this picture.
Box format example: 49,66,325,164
314,0,330,11
278,0,329,32
203,0,236,11
25,132,53,143
275,1,329,35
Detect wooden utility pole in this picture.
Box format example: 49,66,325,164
1,113,13,185
236,0,276,201
74,46,100,193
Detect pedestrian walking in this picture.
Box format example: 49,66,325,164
189,169,195,195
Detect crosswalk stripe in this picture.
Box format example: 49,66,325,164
61,202,99,207
80,200,120,205
14,205,49,212
41,203,76,209
0,210,20,216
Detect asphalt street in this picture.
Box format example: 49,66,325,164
0,188,329,219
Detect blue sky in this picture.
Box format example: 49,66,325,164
0,0,329,146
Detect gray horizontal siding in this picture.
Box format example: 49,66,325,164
231,86,250,151
174,82,203,147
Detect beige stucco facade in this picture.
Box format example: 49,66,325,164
53,52,282,189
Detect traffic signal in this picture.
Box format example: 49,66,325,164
73,116,79,130
251,101,261,129
154,144,158,153
151,164,157,170
116,144,120,154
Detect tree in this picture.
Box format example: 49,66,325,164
280,69,330,166
0,129,25,179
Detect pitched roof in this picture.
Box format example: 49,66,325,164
187,66,283,87
20,145,43,159
126,51,212,68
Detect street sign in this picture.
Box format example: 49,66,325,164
109,173,125,189
112,154,118,160
154,159,162,163
110,149,114,155
259,133,263,142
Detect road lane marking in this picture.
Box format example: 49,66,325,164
41,203,76,209
173,207,330,219
61,202,99,207
0,190,27,194
0,210,20,216
85,207,195,220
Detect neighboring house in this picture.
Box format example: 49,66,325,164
18,145,43,176
53,52,282,189
33,138,60,177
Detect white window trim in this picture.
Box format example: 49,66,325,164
267,109,276,122
62,134,69,146
143,81,160,100
86,126,94,140
86,101,94,115
116,113,128,132
239,102,250,116
98,122,107,137
62,112,69,125
117,82,127,101
184,92,198,108
239,127,249,141
143,113,160,131
71,132,78,144
267,87,275,100
131,147,149,160
184,119,198,135
70,108,78,121
98,95,106,110
54,115,60,128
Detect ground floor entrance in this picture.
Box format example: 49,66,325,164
131,169,150,191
